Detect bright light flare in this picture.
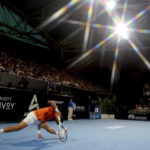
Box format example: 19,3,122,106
67,0,150,86
115,22,128,39
102,0,119,24
106,0,116,11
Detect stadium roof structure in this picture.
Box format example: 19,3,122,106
1,0,150,87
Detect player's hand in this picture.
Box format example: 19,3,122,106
38,133,44,139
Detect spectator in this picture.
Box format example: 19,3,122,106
49,80,56,92
0,49,108,94
16,77,29,89
89,96,95,119
68,98,74,120
0,63,5,72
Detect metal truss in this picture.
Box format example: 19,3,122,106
0,3,49,48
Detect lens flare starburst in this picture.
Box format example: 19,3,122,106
38,0,150,87
68,0,150,86
115,22,128,39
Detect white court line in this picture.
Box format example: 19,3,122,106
106,125,127,129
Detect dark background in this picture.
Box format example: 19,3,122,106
1,0,150,112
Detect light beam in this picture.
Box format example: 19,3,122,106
37,0,79,29
127,5,150,26
111,37,120,86
69,32,116,68
127,38,150,69
83,0,95,51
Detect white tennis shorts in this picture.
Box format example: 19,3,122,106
23,111,40,125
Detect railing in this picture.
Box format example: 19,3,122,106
0,72,48,93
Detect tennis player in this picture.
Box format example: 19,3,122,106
0,100,67,139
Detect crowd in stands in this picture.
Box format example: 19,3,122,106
0,50,109,94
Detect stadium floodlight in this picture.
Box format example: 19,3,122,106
106,0,116,11
115,22,128,39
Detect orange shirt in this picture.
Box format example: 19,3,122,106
34,107,57,122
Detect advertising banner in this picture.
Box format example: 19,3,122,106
0,88,90,122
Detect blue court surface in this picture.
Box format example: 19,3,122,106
0,119,150,150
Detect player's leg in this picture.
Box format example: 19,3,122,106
0,111,36,134
3,121,28,132
68,107,73,120
68,107,70,120
70,108,73,120
93,112,95,119
90,112,92,119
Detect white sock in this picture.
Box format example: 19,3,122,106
56,131,58,135
0,129,4,133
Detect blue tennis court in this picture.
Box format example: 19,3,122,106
1,119,150,150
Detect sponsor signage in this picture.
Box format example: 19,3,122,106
0,88,89,122
0,96,16,110
128,114,147,120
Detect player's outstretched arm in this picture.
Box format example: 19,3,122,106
49,100,61,118
37,123,44,139
39,122,58,135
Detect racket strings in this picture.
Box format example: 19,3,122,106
58,126,68,142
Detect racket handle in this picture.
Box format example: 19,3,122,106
59,122,63,128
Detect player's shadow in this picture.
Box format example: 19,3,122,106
5,138,59,150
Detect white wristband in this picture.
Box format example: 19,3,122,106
55,108,59,112
38,130,41,134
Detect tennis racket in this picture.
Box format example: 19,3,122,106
58,122,68,142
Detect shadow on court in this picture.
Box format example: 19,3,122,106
1,138,59,150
